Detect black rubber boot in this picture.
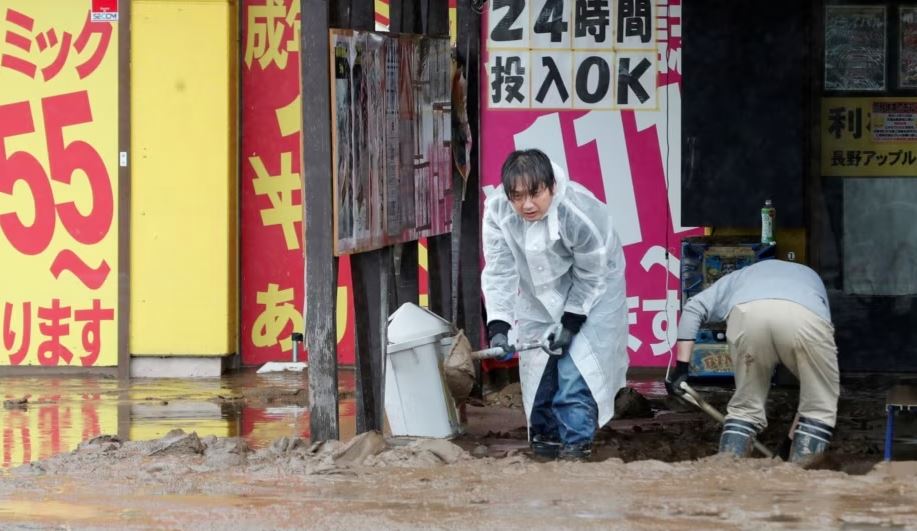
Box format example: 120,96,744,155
558,443,592,462
531,435,562,459
789,416,833,467
718,418,758,458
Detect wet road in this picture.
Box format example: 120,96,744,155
1,370,358,470
0,371,677,471
2,372,917,529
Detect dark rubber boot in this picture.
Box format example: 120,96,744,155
718,418,758,458
789,416,833,467
531,435,562,459
558,443,592,462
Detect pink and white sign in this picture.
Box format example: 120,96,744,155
481,0,701,367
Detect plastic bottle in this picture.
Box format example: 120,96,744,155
761,199,775,245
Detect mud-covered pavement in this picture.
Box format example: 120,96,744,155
2,371,917,529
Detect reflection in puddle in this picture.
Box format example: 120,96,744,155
0,499,105,521
1,370,358,470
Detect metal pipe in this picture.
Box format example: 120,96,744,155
471,341,550,360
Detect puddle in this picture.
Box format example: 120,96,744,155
1,369,357,470
1,372,917,529
0,499,106,522
3,369,917,472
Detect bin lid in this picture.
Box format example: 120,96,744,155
387,302,451,345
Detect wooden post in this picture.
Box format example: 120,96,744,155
348,0,389,434
427,234,452,321
417,0,450,321
399,0,417,34
352,249,392,432
428,0,447,36
457,0,483,352
387,0,420,309
302,0,339,442
394,242,419,306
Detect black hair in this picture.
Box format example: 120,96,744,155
500,149,556,200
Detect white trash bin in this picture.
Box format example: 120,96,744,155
385,303,461,438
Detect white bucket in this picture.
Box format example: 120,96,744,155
384,303,461,438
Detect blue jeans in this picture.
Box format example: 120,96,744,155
529,351,598,448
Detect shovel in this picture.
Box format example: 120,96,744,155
678,381,774,458
470,340,554,360
443,330,555,405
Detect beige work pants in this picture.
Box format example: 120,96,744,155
725,299,840,430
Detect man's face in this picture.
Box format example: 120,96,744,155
508,178,554,222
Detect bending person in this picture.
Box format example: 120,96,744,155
667,259,840,465
481,149,628,461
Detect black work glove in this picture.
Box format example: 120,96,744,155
547,312,586,353
487,320,514,361
665,361,691,397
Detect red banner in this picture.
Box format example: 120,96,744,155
241,0,355,366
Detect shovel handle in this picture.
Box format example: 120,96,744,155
679,382,774,459
471,341,548,360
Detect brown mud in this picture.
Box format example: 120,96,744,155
1,374,915,529
3,427,917,529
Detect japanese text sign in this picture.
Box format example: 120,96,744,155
486,0,658,110
0,2,119,367
481,0,701,368
241,0,355,366
822,97,917,177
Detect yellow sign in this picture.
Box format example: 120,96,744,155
0,2,118,366
822,97,917,177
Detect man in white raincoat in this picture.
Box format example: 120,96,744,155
481,149,629,460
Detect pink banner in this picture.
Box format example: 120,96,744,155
481,0,700,367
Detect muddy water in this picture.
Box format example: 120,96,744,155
1,429,917,529
3,371,917,529
0,371,358,471
0,371,683,471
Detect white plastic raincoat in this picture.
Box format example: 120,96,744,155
482,165,629,428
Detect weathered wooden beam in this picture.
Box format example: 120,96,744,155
419,0,430,34
302,0,340,442
428,0,447,36
348,0,390,435
384,0,420,311
401,0,418,34
351,249,387,432
457,0,483,352
389,0,403,32
395,242,419,306
427,234,452,322
330,0,350,29
351,0,374,31
426,0,453,327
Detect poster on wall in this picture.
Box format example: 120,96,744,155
241,0,448,366
822,97,917,177
330,30,452,256
824,5,886,91
240,0,356,366
481,0,703,368
0,2,119,367
487,0,658,111
900,7,917,89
